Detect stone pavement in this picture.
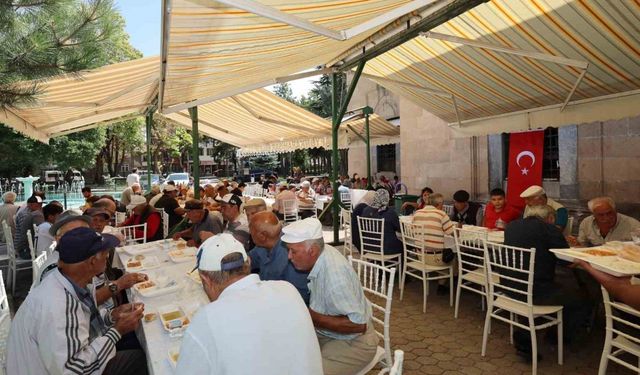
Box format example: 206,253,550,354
365,275,631,375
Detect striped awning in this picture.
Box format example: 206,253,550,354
363,0,640,136
159,0,478,113
0,57,159,143
341,114,400,146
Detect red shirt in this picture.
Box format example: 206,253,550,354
121,211,161,240
483,203,521,230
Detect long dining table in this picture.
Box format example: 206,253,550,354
113,239,207,375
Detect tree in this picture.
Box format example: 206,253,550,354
101,118,144,177
150,114,192,174
303,74,346,118
50,128,106,172
272,82,296,103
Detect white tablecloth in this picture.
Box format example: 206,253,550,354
115,240,208,375
398,216,504,248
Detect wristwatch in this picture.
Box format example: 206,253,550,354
108,281,119,297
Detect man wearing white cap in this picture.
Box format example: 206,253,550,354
176,233,322,375
120,183,141,207
297,180,317,219
118,195,162,242
283,218,378,375
520,185,568,230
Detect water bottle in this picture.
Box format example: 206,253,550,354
496,218,505,230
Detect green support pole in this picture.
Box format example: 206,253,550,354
188,106,200,199
363,106,374,190
145,112,153,190
330,60,366,244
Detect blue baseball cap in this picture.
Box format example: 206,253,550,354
57,227,120,264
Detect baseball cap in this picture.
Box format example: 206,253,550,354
27,195,43,204
57,227,120,264
520,185,545,198
126,195,147,210
49,209,91,236
301,181,311,188
85,207,111,220
196,233,247,272
217,193,243,207
281,218,323,244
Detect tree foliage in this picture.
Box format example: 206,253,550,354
272,82,296,104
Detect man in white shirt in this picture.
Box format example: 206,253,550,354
218,193,251,250
176,233,322,375
36,203,63,255
126,168,140,187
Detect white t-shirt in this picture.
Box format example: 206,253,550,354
176,274,323,375
126,173,140,187
35,222,54,256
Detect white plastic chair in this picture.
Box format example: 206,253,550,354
115,211,127,226
357,217,401,271
2,221,32,295
443,204,454,217
350,257,396,375
389,350,404,375
282,199,298,224
598,286,640,374
563,216,574,237
481,242,563,374
341,208,354,257
340,191,352,211
119,223,148,245
453,227,492,318
399,221,454,313
32,223,38,250
30,252,48,291
26,229,36,260
162,209,170,239
0,270,10,374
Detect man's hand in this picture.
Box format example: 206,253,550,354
186,239,196,247
111,303,144,321
172,232,183,241
566,235,581,247
113,304,144,335
117,273,147,291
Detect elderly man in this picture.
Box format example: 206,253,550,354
144,184,161,203
217,193,251,250
118,195,162,242
483,188,522,230
172,199,222,247
120,183,141,207
249,212,310,303
8,227,147,375
284,218,378,375
412,193,455,265
15,195,44,259
245,198,267,224
297,180,317,219
504,205,589,356
573,197,640,247
451,190,484,226
0,191,18,243
153,184,185,230
520,185,568,230
176,234,322,374
272,183,297,220
35,203,63,255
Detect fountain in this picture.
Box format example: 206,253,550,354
16,175,39,199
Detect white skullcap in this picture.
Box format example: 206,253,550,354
281,218,323,244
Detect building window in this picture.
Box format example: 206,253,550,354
199,148,205,156
502,127,560,181
376,144,396,172
121,163,129,173
207,148,214,156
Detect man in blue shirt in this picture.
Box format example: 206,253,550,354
248,211,310,304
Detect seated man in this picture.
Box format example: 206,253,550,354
284,218,378,375
297,180,317,219
172,199,223,247
412,193,455,266
36,203,63,255
504,205,590,354
218,193,251,250
0,191,19,243
7,227,147,375
360,189,403,255
574,196,640,247
483,188,521,230
244,198,267,223
14,195,44,259
118,195,163,242
249,212,310,303
153,184,185,231
272,183,297,220
177,234,322,375
119,183,141,207
451,190,484,226
520,185,568,230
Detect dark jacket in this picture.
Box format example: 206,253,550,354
451,201,482,225
359,206,403,255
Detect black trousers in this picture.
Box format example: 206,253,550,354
103,349,148,375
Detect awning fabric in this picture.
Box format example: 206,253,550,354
0,57,159,143
341,114,400,147
160,0,461,113
363,0,640,136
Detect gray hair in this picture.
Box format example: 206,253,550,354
525,205,556,221
429,193,444,206
2,191,17,204
199,252,250,285
588,196,616,212
304,238,325,253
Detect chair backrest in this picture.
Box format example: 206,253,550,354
453,227,488,279
563,216,575,237
115,211,127,226
0,270,8,316
30,252,48,291
3,221,17,262
484,242,535,306
162,209,170,239
349,256,396,370
601,286,640,372
443,204,454,217
389,350,405,375
282,199,298,223
32,223,38,238
340,191,351,211
341,208,351,228
399,221,429,264
358,217,385,257
120,223,147,244
26,229,36,260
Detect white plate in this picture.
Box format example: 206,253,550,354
186,270,201,285
168,348,179,369
551,247,640,277
123,243,158,256
168,248,197,263
124,255,161,272
132,276,181,298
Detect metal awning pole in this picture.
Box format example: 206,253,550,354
189,106,200,199
331,60,366,244
145,113,153,189
364,106,374,190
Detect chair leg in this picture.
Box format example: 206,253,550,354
454,278,462,318
11,265,16,296
558,310,563,365
481,308,492,357
399,264,406,301
481,286,486,311
530,318,538,375
509,313,514,344
449,271,454,307
422,271,427,313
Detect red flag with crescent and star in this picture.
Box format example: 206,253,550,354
506,130,544,210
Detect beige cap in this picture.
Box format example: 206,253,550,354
520,185,545,198
245,198,266,207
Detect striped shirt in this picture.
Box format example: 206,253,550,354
308,245,372,340
412,205,454,249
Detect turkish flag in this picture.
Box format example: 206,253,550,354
506,130,544,209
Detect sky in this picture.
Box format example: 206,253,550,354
115,0,316,99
